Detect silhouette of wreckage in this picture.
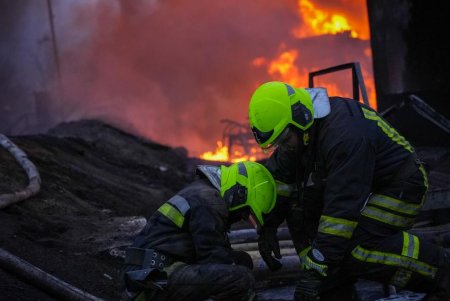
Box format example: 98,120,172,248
1,62,449,301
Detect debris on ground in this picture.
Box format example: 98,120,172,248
1,119,449,301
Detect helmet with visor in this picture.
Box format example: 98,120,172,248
220,161,276,228
248,81,314,151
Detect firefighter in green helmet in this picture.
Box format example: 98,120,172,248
121,161,276,301
248,81,450,300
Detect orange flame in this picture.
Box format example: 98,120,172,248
251,0,377,109
293,0,367,39
199,140,229,162
199,140,258,163
257,45,377,109
252,45,308,87
200,0,376,163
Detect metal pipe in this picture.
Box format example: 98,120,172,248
229,228,291,244
46,0,62,85
229,223,450,246
232,240,295,252
253,255,301,281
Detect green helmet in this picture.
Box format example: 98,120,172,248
220,161,276,226
248,81,314,150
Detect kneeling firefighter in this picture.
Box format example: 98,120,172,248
121,161,277,301
248,81,450,300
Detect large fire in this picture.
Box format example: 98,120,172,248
200,0,375,163
293,0,369,39
52,0,375,162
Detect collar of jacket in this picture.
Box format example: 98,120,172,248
196,165,221,191
305,87,330,119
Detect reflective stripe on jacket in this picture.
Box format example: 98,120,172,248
266,97,427,264
131,179,233,265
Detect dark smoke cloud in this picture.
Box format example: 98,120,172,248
0,0,55,132
1,0,373,156
56,0,302,155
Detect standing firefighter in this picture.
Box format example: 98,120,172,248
248,81,450,300
121,161,276,301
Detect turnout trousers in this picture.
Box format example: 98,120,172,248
149,263,255,301
125,263,256,301
289,162,449,298
327,166,449,297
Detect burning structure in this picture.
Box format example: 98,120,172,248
1,1,450,300
1,0,375,159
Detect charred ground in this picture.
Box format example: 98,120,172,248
0,120,203,301
1,119,450,301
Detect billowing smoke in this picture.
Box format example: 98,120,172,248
1,0,373,156
0,0,56,132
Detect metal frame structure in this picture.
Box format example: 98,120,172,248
220,119,260,160
308,62,370,107
223,62,371,161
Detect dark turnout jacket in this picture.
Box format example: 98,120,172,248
130,178,233,265
267,97,427,264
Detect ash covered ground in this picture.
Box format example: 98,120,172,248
1,119,450,301
0,120,205,300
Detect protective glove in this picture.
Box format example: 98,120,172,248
294,246,329,301
294,269,323,301
298,246,328,275
258,226,282,271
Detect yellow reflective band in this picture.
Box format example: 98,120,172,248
351,245,437,278
298,246,328,277
299,246,311,257
402,232,410,257
419,164,428,189
368,194,421,216
362,108,413,153
275,180,296,197
304,255,328,276
419,164,429,193
402,232,420,259
318,215,357,239
361,206,414,228
158,203,185,228
413,235,419,259
135,291,147,301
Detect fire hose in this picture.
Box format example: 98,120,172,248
0,133,41,209
0,134,105,300
0,248,105,301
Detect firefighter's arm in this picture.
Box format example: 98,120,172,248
295,138,375,299
189,205,233,264
257,194,292,271
260,147,300,270
310,137,375,265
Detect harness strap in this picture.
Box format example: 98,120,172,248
125,247,174,269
